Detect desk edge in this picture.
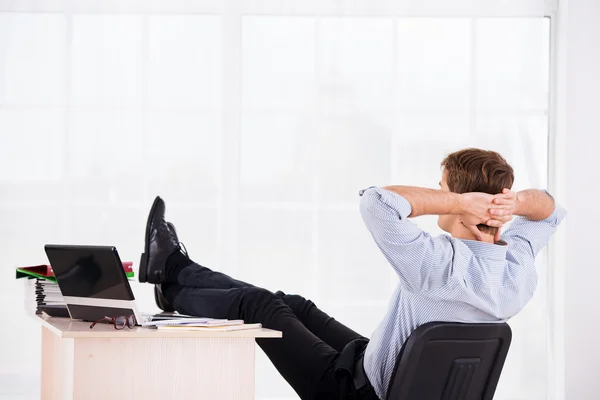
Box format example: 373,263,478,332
36,316,282,339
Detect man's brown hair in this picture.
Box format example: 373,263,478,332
441,148,514,235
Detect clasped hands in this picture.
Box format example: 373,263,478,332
458,189,519,241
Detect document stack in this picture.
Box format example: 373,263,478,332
142,316,262,332
16,262,134,316
23,278,66,315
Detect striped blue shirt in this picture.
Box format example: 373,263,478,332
359,187,567,399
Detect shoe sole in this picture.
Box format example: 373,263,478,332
139,196,161,283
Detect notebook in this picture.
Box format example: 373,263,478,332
141,318,244,327
157,323,262,332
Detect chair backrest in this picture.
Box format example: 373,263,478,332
386,322,512,400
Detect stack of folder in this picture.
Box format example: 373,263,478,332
16,262,135,315
23,278,65,315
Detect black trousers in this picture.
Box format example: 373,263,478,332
163,260,379,400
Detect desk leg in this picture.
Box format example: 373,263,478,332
41,326,74,400
40,326,54,398
72,337,256,400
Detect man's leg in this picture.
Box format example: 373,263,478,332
277,292,365,352
164,250,252,290
163,218,363,352
165,254,365,353
166,283,341,399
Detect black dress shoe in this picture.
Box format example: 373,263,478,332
139,196,179,284
153,222,187,313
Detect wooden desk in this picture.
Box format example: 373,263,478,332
37,316,282,400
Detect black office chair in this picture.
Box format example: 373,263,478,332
386,322,512,400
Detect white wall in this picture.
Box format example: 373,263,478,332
563,0,600,399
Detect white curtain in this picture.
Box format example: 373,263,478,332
0,1,555,399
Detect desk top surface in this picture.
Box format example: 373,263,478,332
38,315,282,339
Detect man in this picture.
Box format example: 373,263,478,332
139,148,566,400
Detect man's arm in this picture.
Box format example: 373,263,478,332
382,185,507,239
359,187,453,292
381,186,462,217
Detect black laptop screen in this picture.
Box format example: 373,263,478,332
45,245,135,301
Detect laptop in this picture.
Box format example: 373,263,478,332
44,244,144,325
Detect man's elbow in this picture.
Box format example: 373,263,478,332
359,188,379,214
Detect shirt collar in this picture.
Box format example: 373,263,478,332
457,238,508,261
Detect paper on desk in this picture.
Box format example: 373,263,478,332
141,318,244,327
157,323,262,332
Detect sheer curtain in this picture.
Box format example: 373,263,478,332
0,1,555,399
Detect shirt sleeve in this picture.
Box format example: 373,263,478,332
501,191,567,260
359,187,455,292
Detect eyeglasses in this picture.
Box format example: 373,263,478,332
89,315,136,330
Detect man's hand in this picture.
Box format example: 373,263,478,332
459,192,513,240
491,188,520,219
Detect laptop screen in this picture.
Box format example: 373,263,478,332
45,245,135,301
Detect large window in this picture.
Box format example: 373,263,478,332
0,2,555,399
